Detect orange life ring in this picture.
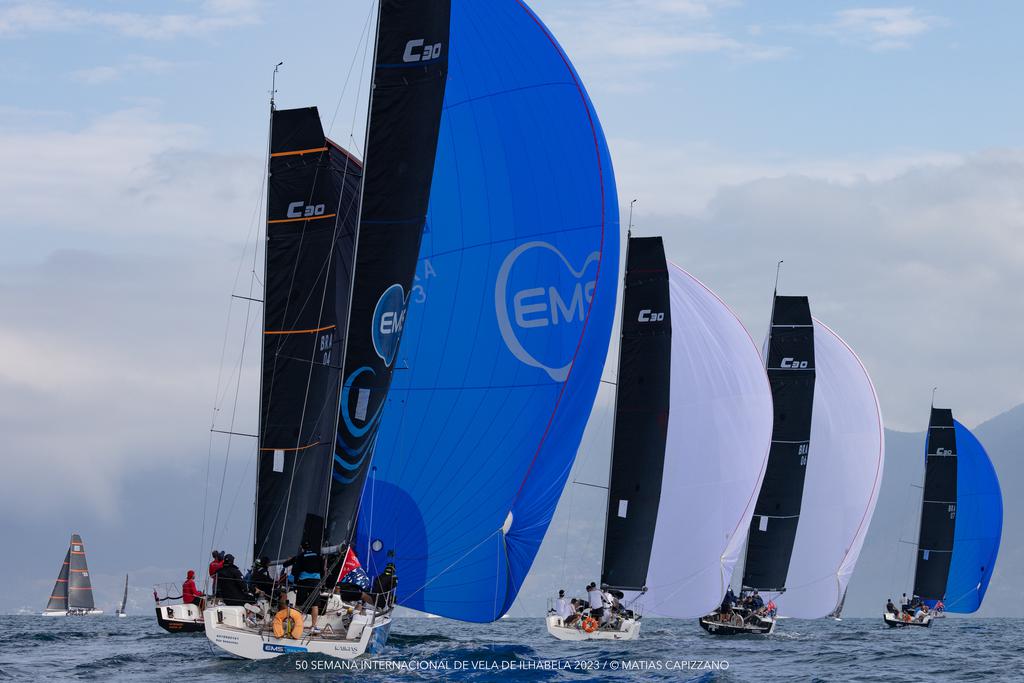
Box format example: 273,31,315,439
582,616,599,633
272,608,304,639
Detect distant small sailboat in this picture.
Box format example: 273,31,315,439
548,236,773,641
42,534,103,616
883,403,1002,628
116,574,128,617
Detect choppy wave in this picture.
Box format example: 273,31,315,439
3,615,1021,682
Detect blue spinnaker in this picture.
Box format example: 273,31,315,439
354,0,618,622
944,420,1002,613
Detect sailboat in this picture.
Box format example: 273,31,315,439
204,0,449,661
700,292,884,634
116,575,128,617
546,237,773,640
42,534,103,616
883,404,1002,628
350,0,618,627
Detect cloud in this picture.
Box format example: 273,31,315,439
70,56,178,85
810,6,946,51
0,0,260,40
619,146,1024,430
533,0,789,92
0,106,268,523
0,107,262,242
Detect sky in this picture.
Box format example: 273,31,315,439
0,0,1022,613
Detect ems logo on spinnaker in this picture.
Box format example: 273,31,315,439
372,283,408,367
495,241,600,382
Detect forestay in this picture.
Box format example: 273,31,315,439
635,263,773,617
355,0,619,622
774,319,884,618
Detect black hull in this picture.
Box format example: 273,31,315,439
698,614,774,636
155,607,205,634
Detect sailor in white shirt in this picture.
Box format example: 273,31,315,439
586,582,604,621
555,590,573,624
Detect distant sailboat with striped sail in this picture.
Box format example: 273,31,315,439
42,534,103,616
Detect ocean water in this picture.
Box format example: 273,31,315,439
2,615,1018,682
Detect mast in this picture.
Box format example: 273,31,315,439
253,62,278,561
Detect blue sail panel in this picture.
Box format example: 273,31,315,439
944,420,1002,613
355,0,619,622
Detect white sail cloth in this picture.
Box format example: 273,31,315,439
774,318,884,618
635,263,773,618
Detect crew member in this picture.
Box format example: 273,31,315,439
283,540,326,634
215,554,252,607
182,570,205,611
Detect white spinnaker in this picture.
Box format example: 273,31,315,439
637,263,773,618
775,318,884,618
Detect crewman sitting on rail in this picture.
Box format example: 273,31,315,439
182,570,205,611
886,598,899,616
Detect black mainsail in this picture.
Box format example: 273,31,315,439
601,236,672,591
325,0,450,546
256,107,362,562
913,407,957,600
742,295,816,591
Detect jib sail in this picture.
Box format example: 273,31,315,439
46,548,71,612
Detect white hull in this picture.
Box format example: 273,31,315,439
545,614,641,641
205,599,392,660
41,609,104,616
